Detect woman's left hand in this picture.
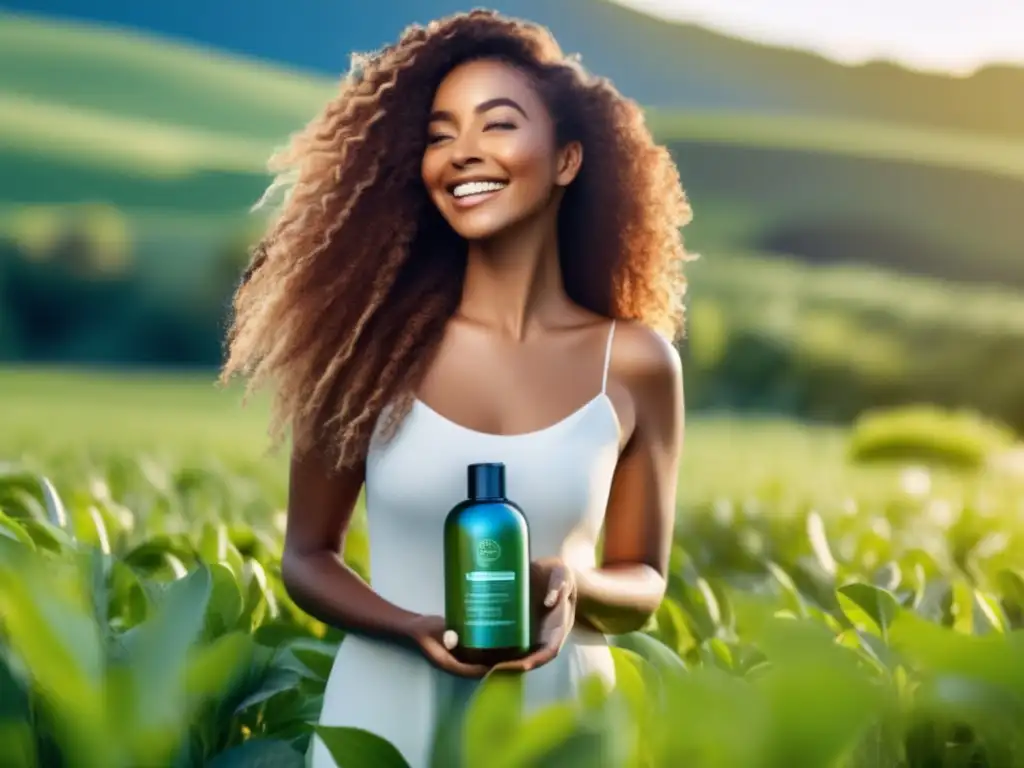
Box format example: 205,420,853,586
492,557,577,673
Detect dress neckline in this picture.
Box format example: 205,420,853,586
413,391,618,441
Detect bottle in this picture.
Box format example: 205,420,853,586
444,462,531,665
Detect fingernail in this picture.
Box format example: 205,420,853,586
545,590,557,607
443,630,458,649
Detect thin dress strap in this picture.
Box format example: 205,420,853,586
601,320,616,394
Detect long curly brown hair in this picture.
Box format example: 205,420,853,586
219,9,694,471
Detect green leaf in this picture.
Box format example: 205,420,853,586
240,557,277,630
207,740,306,768
184,631,254,701
609,647,654,766
37,474,70,529
973,589,1008,634
611,631,688,677
837,582,898,641
699,638,735,670
0,547,110,759
652,598,695,656
107,559,149,632
462,672,524,766
0,511,34,548
476,701,582,768
17,518,72,553
204,562,244,640
609,647,649,719
889,609,1024,699
315,726,411,768
764,561,808,618
947,578,973,635
806,510,838,578
110,565,214,762
0,720,38,768
232,665,303,715
675,573,722,640
0,655,31,723
288,639,339,682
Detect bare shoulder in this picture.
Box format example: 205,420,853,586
610,320,684,441
613,320,683,390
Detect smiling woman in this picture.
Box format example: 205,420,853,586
219,9,692,767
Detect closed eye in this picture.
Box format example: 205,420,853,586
484,121,517,131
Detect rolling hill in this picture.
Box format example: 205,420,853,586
0,9,1022,289
3,0,1023,139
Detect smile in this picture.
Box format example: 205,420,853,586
449,179,508,206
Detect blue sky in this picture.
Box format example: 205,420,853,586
613,0,1024,75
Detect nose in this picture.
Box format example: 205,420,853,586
449,132,483,170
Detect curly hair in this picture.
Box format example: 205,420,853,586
219,9,694,471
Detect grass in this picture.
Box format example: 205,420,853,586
0,366,271,452
0,365,1010,538
0,365,888,506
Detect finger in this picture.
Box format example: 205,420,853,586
424,643,488,677
490,658,528,674
530,639,561,669
496,647,557,674
547,563,567,590
545,580,572,608
544,566,569,607
493,638,561,674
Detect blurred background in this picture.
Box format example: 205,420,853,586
1,0,1022,456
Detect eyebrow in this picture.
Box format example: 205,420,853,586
428,97,529,124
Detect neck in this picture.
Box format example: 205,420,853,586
458,213,568,341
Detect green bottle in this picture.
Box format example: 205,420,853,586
444,462,531,665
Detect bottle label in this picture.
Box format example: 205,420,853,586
464,571,517,627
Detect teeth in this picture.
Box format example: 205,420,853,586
452,180,507,198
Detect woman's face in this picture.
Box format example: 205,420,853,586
421,58,581,242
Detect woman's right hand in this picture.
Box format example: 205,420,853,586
406,615,490,678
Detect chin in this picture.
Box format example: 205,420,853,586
445,200,551,243
451,222,513,242
445,212,523,242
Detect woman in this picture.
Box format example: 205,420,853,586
220,9,691,767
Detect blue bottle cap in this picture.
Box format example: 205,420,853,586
468,462,505,500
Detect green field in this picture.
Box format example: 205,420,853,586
5,368,1024,766
0,365,925,508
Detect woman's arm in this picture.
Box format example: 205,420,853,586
280,446,424,648
571,325,684,635
279,442,489,677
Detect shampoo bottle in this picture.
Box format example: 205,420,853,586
444,462,531,665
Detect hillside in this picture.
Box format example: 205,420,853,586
3,0,1023,139
1,10,1023,290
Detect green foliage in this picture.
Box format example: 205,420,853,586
0,457,334,768
684,253,1024,434
5,407,1024,766
848,406,1018,468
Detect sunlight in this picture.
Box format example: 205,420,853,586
611,0,1024,75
